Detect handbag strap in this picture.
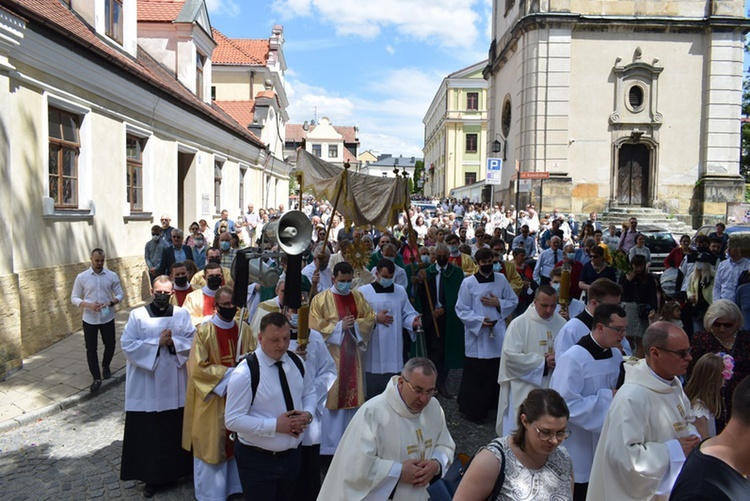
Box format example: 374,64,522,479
487,447,506,501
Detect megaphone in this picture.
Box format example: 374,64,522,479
262,210,312,256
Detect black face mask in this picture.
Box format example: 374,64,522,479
436,257,449,267
152,292,171,310
208,257,221,265
218,305,237,321
697,246,709,254
479,263,494,275
174,276,188,287
206,275,223,291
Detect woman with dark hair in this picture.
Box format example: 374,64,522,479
454,389,573,500
620,254,659,357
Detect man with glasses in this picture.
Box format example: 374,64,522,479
550,304,628,501
318,358,455,500
617,217,639,253
588,321,701,500
159,214,175,245
159,228,193,276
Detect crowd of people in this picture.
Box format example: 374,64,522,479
67,195,750,500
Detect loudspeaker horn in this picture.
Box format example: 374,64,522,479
262,210,312,256
247,258,281,289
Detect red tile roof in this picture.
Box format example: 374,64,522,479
137,1,185,23
4,0,265,149
212,28,267,65
215,100,256,128
285,123,359,144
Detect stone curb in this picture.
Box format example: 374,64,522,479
0,369,127,434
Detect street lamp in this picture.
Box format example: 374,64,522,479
491,135,506,161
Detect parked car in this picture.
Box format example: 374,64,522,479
638,224,678,274
412,202,437,219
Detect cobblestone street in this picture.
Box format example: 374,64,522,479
0,383,193,500
0,369,493,500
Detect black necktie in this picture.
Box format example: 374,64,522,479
275,361,295,411
554,249,559,263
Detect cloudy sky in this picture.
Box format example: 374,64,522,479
206,0,492,158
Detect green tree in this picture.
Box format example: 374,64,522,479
412,160,424,194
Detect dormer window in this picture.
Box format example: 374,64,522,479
105,0,123,44
196,52,206,101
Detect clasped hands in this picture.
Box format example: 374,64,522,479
276,410,312,438
400,458,440,488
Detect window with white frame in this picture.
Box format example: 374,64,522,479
329,145,338,158
466,92,479,111
48,107,80,208
312,144,322,157
126,135,146,211
196,52,206,101
214,160,223,211
105,0,123,44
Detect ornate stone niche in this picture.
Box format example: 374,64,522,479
609,48,663,126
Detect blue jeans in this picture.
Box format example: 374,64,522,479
234,441,301,500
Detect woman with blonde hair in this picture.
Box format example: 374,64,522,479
684,352,734,439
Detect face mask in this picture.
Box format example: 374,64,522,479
336,281,352,294
551,283,561,293
567,252,576,261
289,313,299,327
152,234,161,242
480,263,494,275
218,305,237,320
421,255,431,265
152,292,170,310
493,262,501,272
208,257,221,265
448,245,459,254
385,256,395,262
174,276,188,287
220,241,231,251
436,257,449,267
206,275,223,290
379,278,394,288
195,239,204,248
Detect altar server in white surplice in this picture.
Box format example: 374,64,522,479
587,322,700,501
553,277,633,357
496,284,566,436
359,258,421,399
120,276,195,496
456,248,518,423
550,303,626,501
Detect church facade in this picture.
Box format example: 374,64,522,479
485,0,749,225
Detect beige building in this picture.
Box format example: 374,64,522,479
285,117,360,170
484,0,749,225
0,0,291,378
423,60,489,199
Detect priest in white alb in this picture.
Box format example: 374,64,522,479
359,258,421,399
496,284,566,436
120,276,195,497
587,322,700,501
550,303,626,501
318,358,455,501
456,248,518,423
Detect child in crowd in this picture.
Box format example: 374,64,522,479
656,300,683,328
684,352,734,439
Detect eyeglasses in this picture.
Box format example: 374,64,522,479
712,321,735,329
656,346,691,360
602,324,627,334
532,423,571,442
402,377,438,397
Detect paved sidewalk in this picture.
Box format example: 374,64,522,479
0,304,143,433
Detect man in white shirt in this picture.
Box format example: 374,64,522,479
533,236,562,286
243,203,260,244
225,312,316,500
120,276,195,497
70,248,124,393
713,236,750,302
303,244,333,299
550,303,626,501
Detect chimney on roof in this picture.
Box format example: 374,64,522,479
411,157,415,163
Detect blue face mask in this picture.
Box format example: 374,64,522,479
493,262,501,272
220,241,230,251
379,278,394,288
567,252,576,261
448,245,459,254
421,255,431,264
336,281,352,294
289,314,298,327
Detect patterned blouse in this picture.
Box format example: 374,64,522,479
485,436,573,501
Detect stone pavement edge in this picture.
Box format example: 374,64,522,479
0,304,143,433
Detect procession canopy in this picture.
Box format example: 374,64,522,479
295,149,409,230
